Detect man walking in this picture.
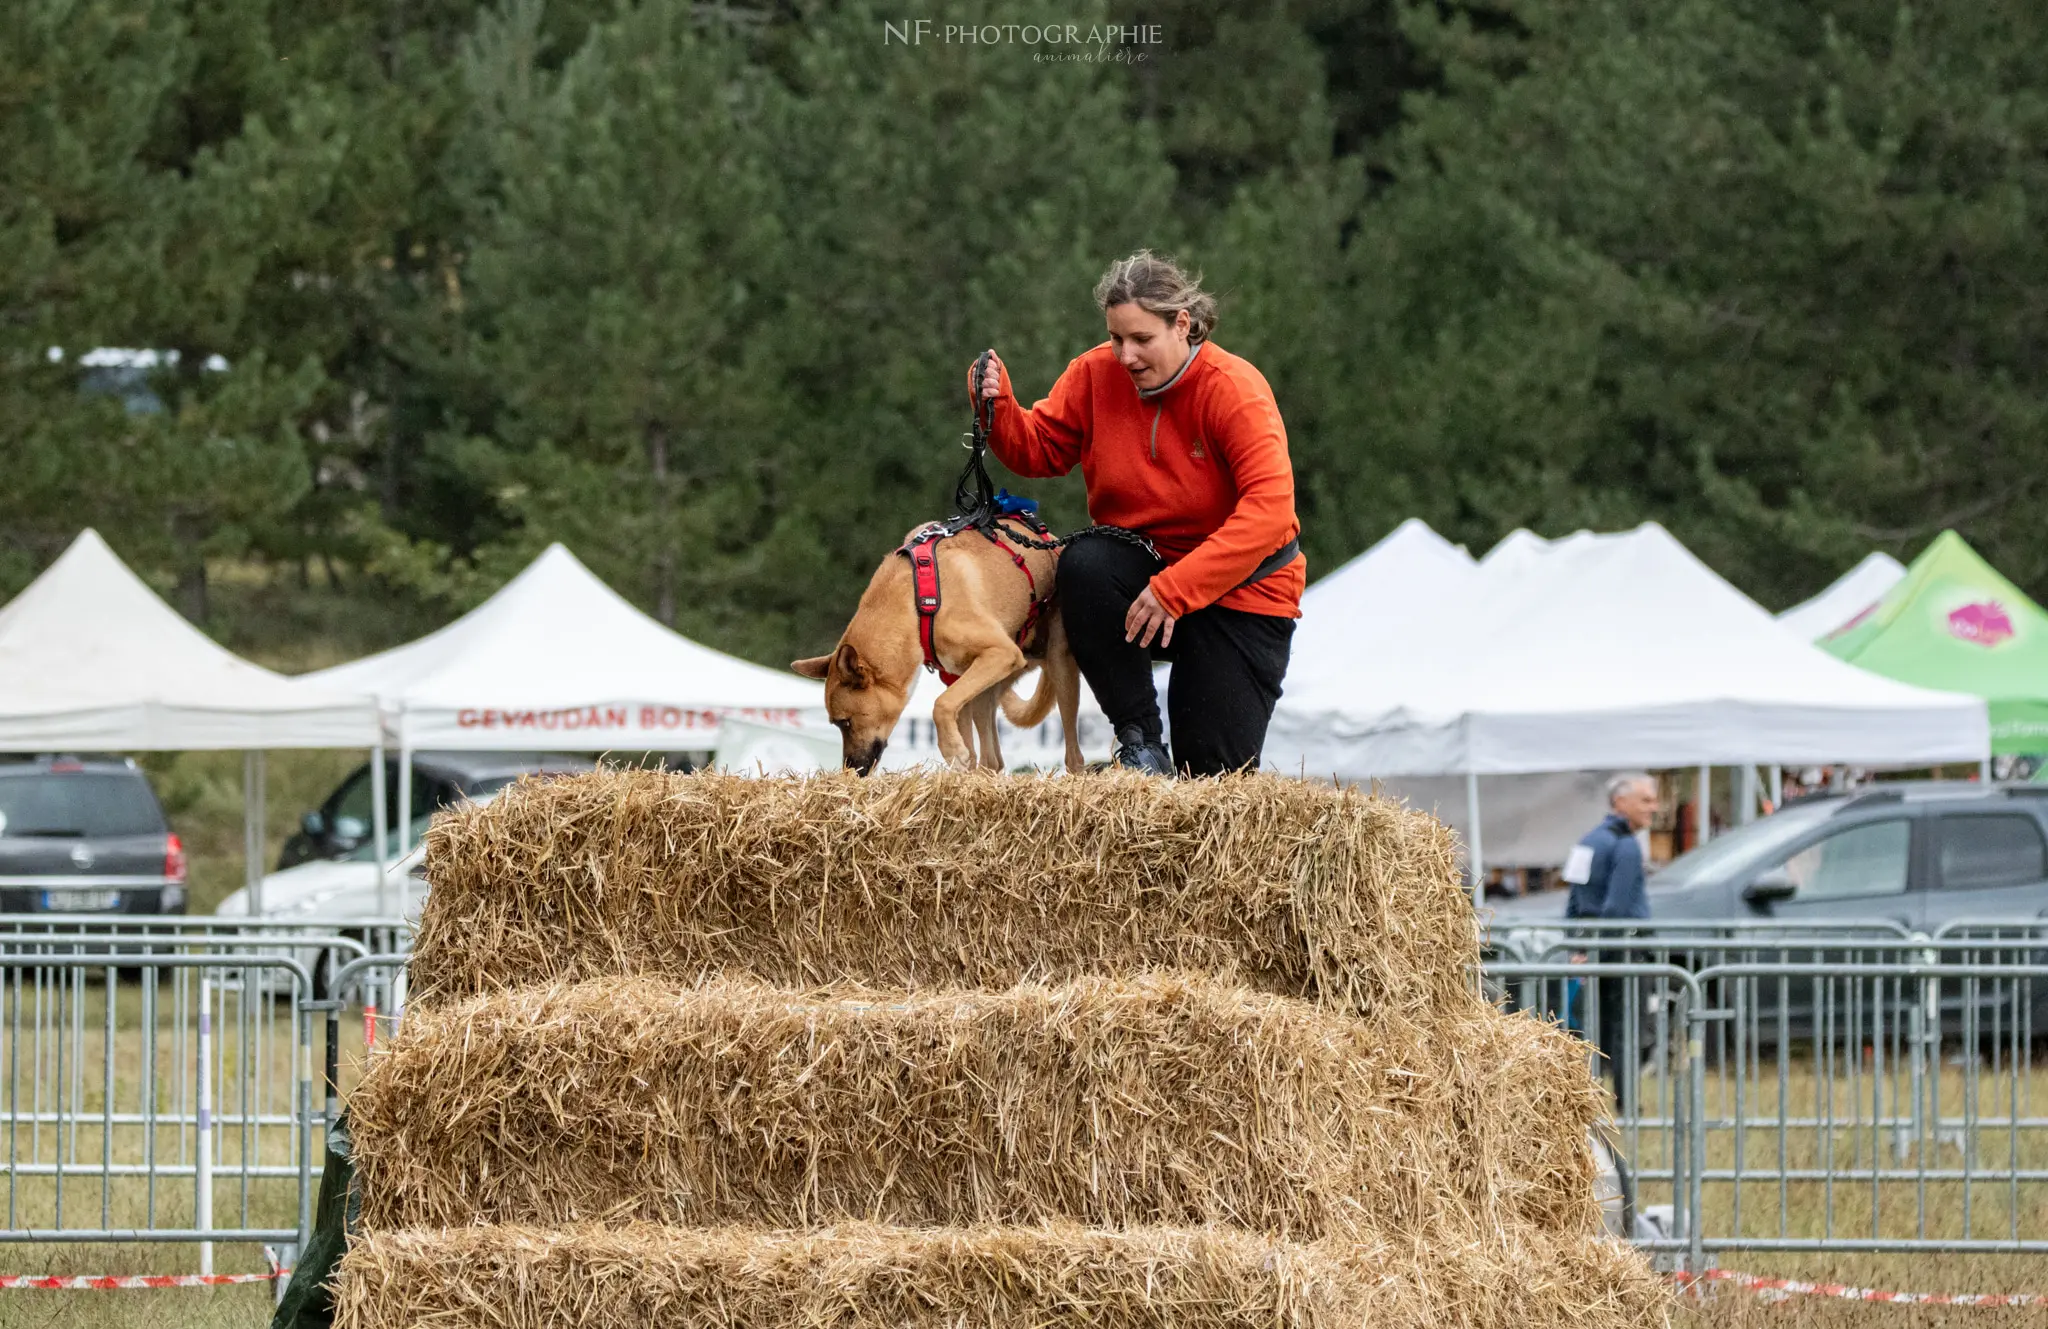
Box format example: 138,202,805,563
1562,772,1659,1113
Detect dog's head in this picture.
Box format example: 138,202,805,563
791,641,913,775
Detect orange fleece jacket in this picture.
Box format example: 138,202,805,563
987,341,1305,619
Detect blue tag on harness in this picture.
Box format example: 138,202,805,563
992,489,1039,518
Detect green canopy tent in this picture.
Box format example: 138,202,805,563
1822,531,2048,755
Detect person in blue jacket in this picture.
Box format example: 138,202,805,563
1561,772,1659,1111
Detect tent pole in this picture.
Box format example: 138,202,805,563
1982,755,1993,782
396,720,413,858
1769,764,1782,810
256,751,266,906
397,708,413,923
1465,770,1485,908
370,738,390,919
1739,764,1757,825
242,752,261,917
1696,765,1711,847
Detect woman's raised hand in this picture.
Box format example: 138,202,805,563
967,351,1006,403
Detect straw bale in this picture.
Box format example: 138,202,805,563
407,768,1473,1022
1431,1001,1608,1235
348,974,1601,1239
331,1221,1669,1329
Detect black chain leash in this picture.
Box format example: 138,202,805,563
953,349,1161,562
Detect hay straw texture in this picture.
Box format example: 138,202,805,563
332,1221,1668,1329
408,769,1472,1020
348,975,1602,1238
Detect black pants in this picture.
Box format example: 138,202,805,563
1058,533,1294,776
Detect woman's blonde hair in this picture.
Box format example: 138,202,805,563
1093,249,1217,343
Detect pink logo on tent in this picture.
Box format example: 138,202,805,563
1947,601,2015,647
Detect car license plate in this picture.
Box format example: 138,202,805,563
42,890,121,912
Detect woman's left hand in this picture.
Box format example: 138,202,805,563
1125,587,1177,648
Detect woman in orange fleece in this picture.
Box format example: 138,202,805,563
971,250,1303,775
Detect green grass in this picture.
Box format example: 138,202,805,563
1677,1253,2048,1328
0,1281,275,1329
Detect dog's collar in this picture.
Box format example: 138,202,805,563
1137,339,1205,400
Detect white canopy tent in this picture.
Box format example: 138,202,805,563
1273,519,1616,869
1265,522,1989,896
1776,551,1907,642
300,543,824,751
0,530,381,914
1272,522,1986,776
297,544,828,883
0,530,377,750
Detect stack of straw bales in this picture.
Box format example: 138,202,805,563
335,770,1665,1329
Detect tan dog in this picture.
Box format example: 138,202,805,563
793,522,1084,774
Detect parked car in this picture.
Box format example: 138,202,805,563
1486,781,2048,1036
221,830,429,929
0,755,186,916
218,831,428,994
277,751,594,868
1488,781,2048,934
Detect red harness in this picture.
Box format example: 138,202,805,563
898,519,1046,685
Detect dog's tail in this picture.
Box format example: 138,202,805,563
1000,664,1057,728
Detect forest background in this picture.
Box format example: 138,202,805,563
7,0,2043,670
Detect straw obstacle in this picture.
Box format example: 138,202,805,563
334,770,1665,1328
403,769,1471,1024
338,1222,1665,1329
348,974,1600,1238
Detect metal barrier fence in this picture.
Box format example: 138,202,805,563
0,914,409,1274
0,913,2044,1283
0,951,315,1261
1489,924,2048,1270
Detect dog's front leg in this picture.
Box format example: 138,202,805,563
931,645,1026,770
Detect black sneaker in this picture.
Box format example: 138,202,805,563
1112,723,1175,776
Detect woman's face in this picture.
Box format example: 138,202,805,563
1106,303,1191,391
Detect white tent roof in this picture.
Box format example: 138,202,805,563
0,530,378,750
297,544,824,750
1302,517,1474,611
1267,522,1987,776
1776,551,1907,642
1264,519,1482,779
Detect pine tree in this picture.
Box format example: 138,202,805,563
1356,0,2048,602
0,0,342,616
447,0,786,631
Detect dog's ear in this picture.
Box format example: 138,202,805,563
791,655,832,680
832,641,870,690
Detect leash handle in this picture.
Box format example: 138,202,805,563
955,349,999,521
971,349,996,442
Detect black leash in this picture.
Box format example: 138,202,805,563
953,349,1162,561
952,350,1002,524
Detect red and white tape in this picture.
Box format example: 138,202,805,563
0,1269,285,1290
1680,1268,2045,1307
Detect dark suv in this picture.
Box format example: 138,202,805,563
1491,782,2048,932
1487,781,2048,1036
279,751,595,868
0,756,186,915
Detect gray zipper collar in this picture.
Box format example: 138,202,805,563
1137,340,1204,400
